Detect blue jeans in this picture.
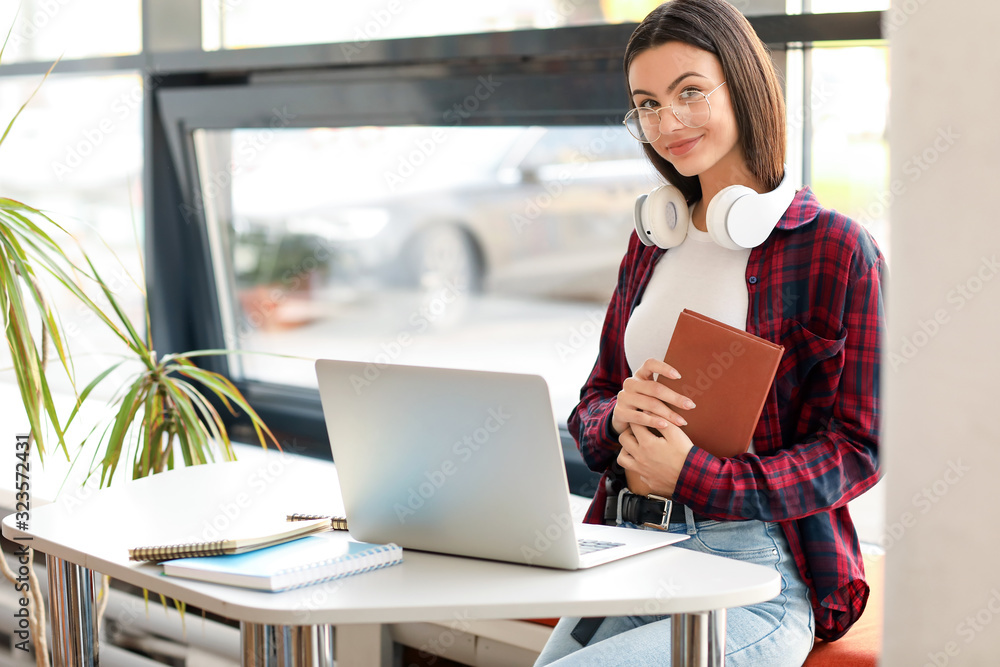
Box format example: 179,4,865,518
534,510,815,666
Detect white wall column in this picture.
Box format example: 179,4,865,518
884,1,1000,664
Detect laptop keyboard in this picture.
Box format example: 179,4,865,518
578,538,625,555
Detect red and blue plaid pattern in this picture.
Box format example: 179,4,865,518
571,186,886,641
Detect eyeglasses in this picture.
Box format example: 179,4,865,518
623,81,727,143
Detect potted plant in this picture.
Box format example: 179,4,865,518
1,34,280,666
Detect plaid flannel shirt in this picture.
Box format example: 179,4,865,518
570,186,886,641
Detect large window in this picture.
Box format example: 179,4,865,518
155,15,887,422
205,0,611,50
175,45,890,435
202,0,889,51
1,2,888,534
204,0,678,51
808,44,890,254
0,73,145,399
809,0,889,12
194,124,657,420
0,0,141,63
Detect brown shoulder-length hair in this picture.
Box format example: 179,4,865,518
624,0,785,203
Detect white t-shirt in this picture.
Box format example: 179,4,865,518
624,213,752,375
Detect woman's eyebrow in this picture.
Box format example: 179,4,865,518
631,71,709,98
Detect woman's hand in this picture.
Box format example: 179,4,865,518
617,422,694,497
610,358,696,435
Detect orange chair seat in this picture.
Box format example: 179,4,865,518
804,552,883,666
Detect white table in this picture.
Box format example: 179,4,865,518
2,455,780,666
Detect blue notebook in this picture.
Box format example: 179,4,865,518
161,532,402,592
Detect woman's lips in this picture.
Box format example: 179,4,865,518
667,136,701,156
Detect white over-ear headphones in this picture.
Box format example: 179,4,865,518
633,167,796,250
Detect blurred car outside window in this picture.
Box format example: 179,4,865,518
197,124,661,421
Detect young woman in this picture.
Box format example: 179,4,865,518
534,1,885,665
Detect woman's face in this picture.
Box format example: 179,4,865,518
627,41,742,183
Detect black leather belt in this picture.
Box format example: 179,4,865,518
604,489,711,528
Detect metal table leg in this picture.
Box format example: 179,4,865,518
46,554,100,666
671,609,726,667
241,623,335,666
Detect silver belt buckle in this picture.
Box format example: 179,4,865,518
642,494,673,531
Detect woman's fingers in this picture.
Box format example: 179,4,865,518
617,390,688,428
612,358,697,435
617,427,638,467
623,377,695,415
619,383,693,420
628,361,697,409
635,357,682,382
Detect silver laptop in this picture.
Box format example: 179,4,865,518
315,359,687,569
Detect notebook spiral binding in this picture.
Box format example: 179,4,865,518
276,542,402,592
286,513,349,531
129,541,229,562
129,516,341,562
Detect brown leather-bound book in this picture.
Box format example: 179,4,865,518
626,309,784,496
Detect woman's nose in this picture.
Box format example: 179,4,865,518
659,107,686,133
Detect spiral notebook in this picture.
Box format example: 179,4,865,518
128,517,334,562
161,532,403,592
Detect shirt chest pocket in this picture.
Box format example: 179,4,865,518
775,319,847,406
